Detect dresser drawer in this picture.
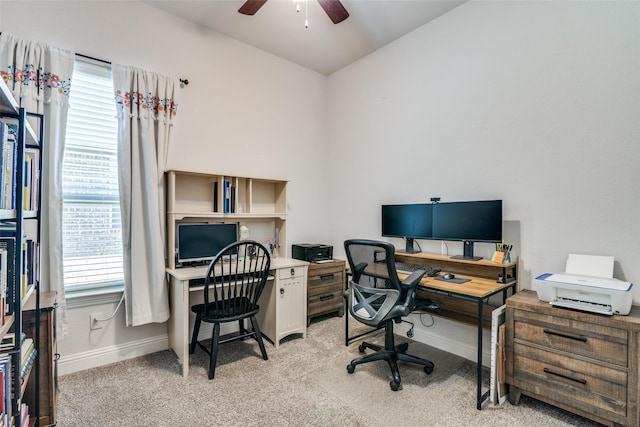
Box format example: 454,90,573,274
513,342,627,420
308,290,343,316
308,263,344,295
513,309,628,367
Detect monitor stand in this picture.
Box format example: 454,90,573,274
405,238,420,254
451,241,482,261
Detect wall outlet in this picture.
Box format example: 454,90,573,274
90,312,103,330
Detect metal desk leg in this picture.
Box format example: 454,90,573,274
345,295,349,346
477,298,484,410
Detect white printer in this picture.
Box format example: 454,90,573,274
533,254,634,316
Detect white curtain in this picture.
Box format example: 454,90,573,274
112,65,177,326
0,33,74,338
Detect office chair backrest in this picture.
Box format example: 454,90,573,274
203,240,271,318
344,239,415,326
344,239,402,291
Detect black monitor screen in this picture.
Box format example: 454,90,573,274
432,200,502,242
177,222,238,264
382,204,433,239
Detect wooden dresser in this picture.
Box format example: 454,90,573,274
506,290,640,426
23,292,58,426
307,260,346,325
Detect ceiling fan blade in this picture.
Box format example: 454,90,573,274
317,0,349,24
238,0,269,16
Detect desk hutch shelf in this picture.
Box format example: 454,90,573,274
165,170,288,269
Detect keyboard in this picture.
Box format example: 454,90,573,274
395,262,441,277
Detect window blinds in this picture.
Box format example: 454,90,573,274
62,58,123,290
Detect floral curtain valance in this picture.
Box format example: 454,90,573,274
0,33,72,108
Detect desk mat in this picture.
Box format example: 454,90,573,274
435,277,470,285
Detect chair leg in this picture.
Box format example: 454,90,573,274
249,315,269,361
189,313,202,354
208,323,221,379
239,319,245,340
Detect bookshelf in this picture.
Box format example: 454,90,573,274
0,78,44,426
165,170,288,269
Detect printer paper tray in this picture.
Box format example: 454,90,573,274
550,298,613,316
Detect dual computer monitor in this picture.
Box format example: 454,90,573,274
382,200,502,260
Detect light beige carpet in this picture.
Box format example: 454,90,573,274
57,315,600,426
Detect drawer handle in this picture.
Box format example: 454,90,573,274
543,329,587,342
320,274,334,280
320,295,334,301
543,368,587,385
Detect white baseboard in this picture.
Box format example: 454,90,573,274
394,315,492,367
58,334,169,376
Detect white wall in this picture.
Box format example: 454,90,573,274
0,0,330,373
1,0,638,372
327,0,640,362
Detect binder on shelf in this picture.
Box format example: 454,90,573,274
223,179,231,213
212,181,218,212
230,186,236,213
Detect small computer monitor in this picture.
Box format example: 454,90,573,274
176,222,238,265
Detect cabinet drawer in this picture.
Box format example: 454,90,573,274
308,263,343,278
308,290,343,315
513,310,628,367
513,342,627,419
278,266,305,280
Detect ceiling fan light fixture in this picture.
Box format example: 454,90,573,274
240,0,348,25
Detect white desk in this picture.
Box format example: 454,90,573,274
167,257,308,377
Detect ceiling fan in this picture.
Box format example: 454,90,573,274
238,0,349,24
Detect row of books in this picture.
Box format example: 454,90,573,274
213,179,238,214
0,122,40,213
0,333,36,426
0,234,38,327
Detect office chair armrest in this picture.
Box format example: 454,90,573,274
401,269,427,289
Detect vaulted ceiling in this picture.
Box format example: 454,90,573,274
142,0,467,75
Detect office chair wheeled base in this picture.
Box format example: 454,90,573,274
346,321,434,391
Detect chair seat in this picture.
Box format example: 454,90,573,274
191,297,259,322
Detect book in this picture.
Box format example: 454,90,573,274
0,238,15,317
0,355,10,426
20,345,36,379
0,248,6,325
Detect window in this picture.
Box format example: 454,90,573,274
62,58,123,292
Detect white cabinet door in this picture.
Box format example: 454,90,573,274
276,266,306,340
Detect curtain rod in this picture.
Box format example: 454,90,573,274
74,52,189,87
75,52,111,65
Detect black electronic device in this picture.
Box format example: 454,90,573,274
292,243,333,262
432,199,502,260
381,203,433,253
176,222,238,265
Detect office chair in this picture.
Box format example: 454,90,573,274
344,239,436,391
189,240,271,379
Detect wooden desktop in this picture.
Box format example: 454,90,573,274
345,251,517,409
